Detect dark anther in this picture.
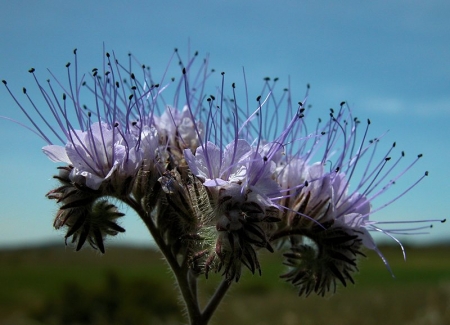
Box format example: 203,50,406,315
22,87,26,94
441,219,446,223
114,122,119,127
73,48,77,54
304,180,309,187
28,68,35,73
263,156,268,162
210,95,215,100
307,83,310,89
195,51,198,56
256,95,261,102
418,154,423,158
129,94,134,100
174,48,178,52
367,119,371,124
1,80,6,85
62,93,66,100
321,131,326,135
221,71,225,75
335,167,340,173
130,73,135,79
274,77,279,82
106,52,110,58
402,151,405,157
425,171,429,176
87,112,91,117
131,86,136,90
154,84,159,88
182,67,186,74
264,77,270,81
393,142,396,147
66,62,71,68
340,101,346,107
115,81,119,88
385,157,391,161
232,82,235,88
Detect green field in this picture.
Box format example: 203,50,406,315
1,244,449,325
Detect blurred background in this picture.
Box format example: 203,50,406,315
0,1,449,324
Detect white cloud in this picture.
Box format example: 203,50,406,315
359,96,450,116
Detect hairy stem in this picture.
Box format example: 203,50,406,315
123,196,203,324
201,278,232,324
123,195,233,325
188,268,199,307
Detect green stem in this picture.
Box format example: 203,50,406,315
188,269,199,307
124,196,233,324
201,278,232,324
123,196,202,324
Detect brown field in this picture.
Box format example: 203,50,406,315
0,243,449,325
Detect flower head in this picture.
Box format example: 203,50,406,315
267,102,446,295
2,49,444,288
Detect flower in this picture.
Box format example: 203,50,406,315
269,103,446,295
276,162,368,296
43,121,142,191
181,89,297,281
2,49,444,287
2,49,173,250
155,105,203,154
184,137,282,281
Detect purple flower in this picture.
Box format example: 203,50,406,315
268,102,446,295
155,105,204,152
43,122,142,190
2,49,444,288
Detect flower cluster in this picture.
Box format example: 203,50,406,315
2,49,444,297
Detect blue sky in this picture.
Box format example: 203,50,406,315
0,1,448,248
